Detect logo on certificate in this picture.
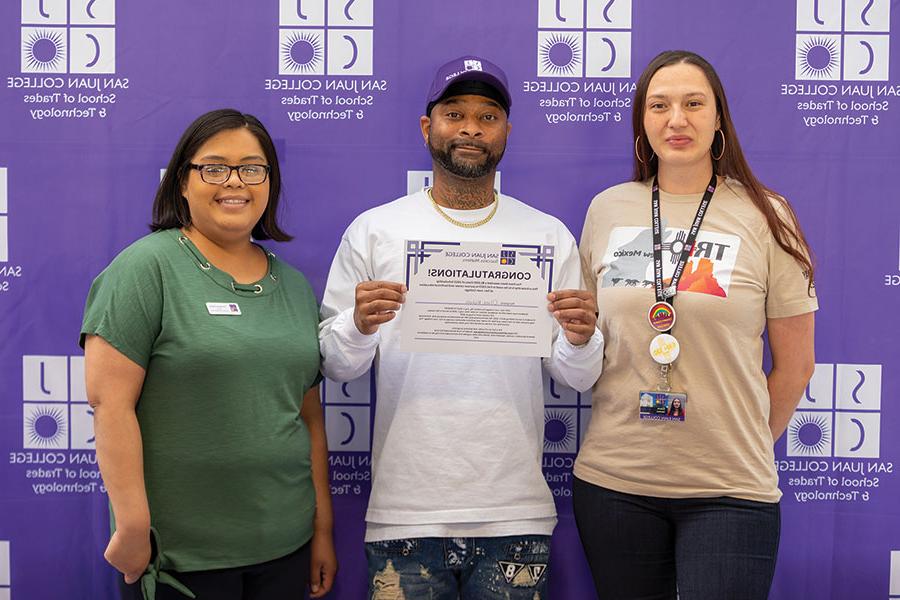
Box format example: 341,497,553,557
500,250,516,265
788,363,882,458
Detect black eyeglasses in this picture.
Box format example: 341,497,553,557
188,163,270,185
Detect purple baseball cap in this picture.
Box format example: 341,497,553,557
426,55,512,115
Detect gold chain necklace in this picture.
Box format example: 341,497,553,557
426,187,499,228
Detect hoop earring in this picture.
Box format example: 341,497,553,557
711,129,726,161
635,136,654,164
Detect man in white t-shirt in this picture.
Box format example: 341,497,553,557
319,55,604,599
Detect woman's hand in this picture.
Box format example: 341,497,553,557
309,529,337,597
104,527,151,584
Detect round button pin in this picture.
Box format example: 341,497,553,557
648,301,676,332
649,333,680,365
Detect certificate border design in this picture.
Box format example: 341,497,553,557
404,240,460,287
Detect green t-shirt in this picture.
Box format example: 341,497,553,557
81,228,320,572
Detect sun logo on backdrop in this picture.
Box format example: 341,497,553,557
797,35,840,79
538,32,582,77
544,409,576,453
788,412,831,456
25,406,67,448
280,30,324,74
22,28,66,72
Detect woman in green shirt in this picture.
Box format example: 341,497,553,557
81,109,336,599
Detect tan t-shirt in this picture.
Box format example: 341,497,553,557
575,178,818,503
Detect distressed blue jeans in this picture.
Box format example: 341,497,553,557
366,535,551,600
573,477,780,600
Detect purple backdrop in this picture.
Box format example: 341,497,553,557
1,1,899,598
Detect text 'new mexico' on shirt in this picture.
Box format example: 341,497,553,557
80,228,321,572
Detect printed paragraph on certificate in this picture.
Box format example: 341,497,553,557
399,240,555,357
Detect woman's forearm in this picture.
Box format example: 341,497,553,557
93,402,151,534
85,335,151,535
768,367,812,441
766,313,816,442
301,386,334,534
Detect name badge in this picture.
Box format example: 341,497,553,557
639,391,687,422
206,302,242,315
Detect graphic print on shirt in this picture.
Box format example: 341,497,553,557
600,223,742,297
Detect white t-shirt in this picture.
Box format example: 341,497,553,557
319,190,604,541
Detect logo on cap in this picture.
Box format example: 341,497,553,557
464,59,482,71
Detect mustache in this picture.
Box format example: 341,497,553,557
449,140,489,151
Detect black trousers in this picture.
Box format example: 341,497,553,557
573,477,780,600
119,542,311,600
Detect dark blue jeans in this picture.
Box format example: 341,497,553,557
366,535,551,599
573,477,780,600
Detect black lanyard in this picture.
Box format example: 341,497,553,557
651,173,718,306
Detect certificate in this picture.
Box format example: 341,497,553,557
399,240,555,357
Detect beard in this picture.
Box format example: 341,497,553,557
428,137,505,179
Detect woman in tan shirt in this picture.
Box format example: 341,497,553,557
573,50,817,600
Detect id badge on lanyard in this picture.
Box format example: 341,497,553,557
638,173,717,423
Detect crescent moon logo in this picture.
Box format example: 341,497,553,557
857,40,875,76
342,35,359,70
848,418,865,452
85,33,101,69
339,411,356,446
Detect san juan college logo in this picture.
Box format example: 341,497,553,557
891,550,900,598
278,0,374,76
796,0,891,80
0,540,9,600
22,355,95,450
788,363,882,458
543,372,591,454
322,373,372,453
20,0,116,74
537,0,632,78
0,168,7,263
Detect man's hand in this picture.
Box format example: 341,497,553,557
353,281,407,335
547,290,597,346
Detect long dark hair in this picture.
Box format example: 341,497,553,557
633,51,814,291
152,108,292,241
